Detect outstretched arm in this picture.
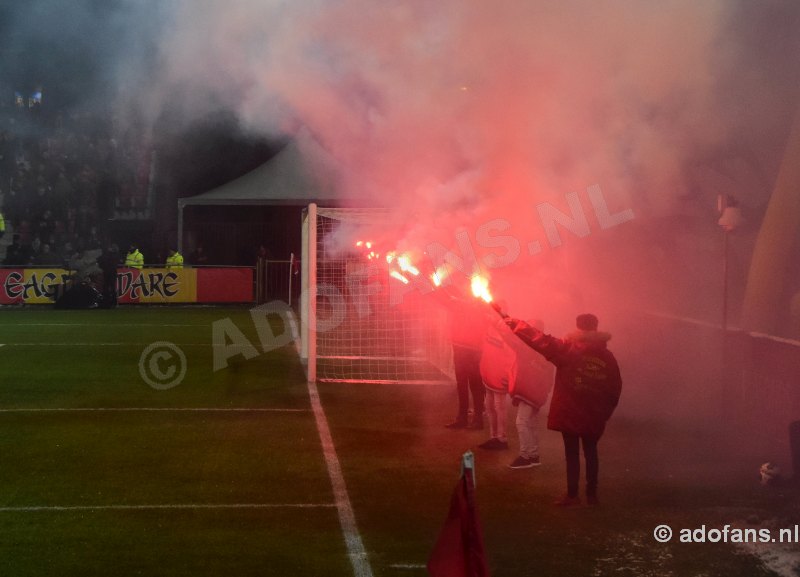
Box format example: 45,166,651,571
504,318,569,364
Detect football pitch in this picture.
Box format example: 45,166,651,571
0,306,794,576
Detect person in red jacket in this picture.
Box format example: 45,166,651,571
506,313,622,506
442,291,489,430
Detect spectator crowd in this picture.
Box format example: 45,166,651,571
0,91,150,268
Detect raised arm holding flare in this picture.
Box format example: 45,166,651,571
505,313,622,506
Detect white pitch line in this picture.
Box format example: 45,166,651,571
8,323,208,327
0,407,309,413
4,344,275,349
0,503,336,513
307,379,374,577
6,343,215,346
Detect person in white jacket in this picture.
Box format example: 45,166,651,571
505,319,555,468
477,302,515,450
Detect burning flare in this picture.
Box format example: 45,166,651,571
355,243,429,287
470,275,493,303
397,254,420,276
386,251,421,282
389,270,410,284
431,265,450,287
355,240,380,260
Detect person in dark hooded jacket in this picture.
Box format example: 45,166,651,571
505,313,621,506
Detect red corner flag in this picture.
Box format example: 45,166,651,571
427,451,490,577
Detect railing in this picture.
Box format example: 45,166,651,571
254,258,300,305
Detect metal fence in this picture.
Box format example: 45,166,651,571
255,258,300,305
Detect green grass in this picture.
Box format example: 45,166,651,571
0,306,795,576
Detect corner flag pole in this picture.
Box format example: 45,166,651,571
427,451,490,577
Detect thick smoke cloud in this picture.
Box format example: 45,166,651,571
3,0,799,326
142,0,730,211
133,1,797,196
133,1,797,323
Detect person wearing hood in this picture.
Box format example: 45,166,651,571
505,313,622,507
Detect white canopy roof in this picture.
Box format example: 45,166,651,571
178,128,371,208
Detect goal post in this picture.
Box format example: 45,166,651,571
300,203,317,382
300,203,454,385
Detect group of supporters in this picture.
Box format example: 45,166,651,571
54,244,185,310
1,234,184,272
0,94,149,268
444,292,622,508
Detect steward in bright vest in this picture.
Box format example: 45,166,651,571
0,211,5,240
165,249,184,269
124,245,144,269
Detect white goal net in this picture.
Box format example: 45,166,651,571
300,204,454,384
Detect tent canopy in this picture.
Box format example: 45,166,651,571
176,128,377,253
178,128,370,208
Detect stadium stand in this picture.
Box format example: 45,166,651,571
0,93,151,266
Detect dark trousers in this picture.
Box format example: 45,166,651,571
562,433,599,498
452,346,484,422
102,272,117,308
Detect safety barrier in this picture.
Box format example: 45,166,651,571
0,266,254,304
254,258,300,305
